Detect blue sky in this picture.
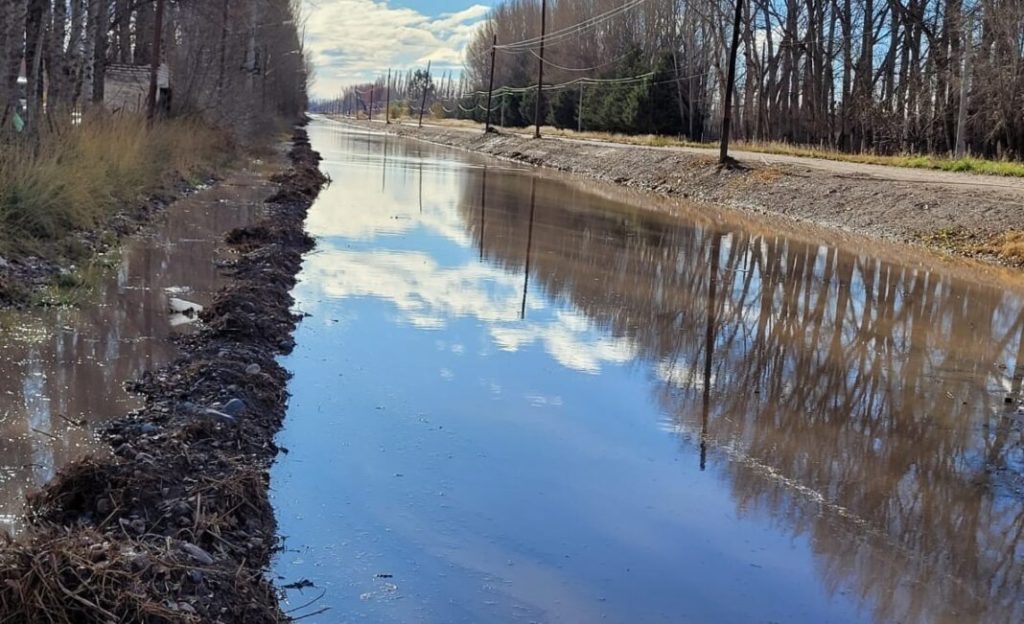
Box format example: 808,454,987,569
301,0,496,98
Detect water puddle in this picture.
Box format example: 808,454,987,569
0,167,271,533
273,120,1024,623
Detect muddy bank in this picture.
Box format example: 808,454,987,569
349,119,1024,267
0,126,327,622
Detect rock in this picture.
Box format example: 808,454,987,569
245,363,261,375
130,554,152,572
181,542,215,565
96,498,112,515
139,423,159,435
222,398,247,416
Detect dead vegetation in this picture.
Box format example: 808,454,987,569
0,115,237,307
0,124,327,622
969,231,1024,267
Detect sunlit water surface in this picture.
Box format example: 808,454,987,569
272,119,1024,623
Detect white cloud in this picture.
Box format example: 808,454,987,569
301,1,490,98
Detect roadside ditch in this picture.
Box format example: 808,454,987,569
0,124,328,623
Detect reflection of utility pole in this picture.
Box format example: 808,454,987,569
700,232,722,471
418,160,424,214
479,168,488,260
521,178,537,320
381,135,388,192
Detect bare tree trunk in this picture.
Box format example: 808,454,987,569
24,0,46,130
1,0,28,127
954,12,973,158
91,0,109,105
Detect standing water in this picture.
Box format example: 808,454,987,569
273,119,1024,623
0,167,270,533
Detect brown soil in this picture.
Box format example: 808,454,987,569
355,119,1024,269
0,125,327,622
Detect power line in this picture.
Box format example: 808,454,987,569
496,0,650,51
524,48,634,72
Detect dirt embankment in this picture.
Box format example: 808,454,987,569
359,120,1024,267
0,126,327,622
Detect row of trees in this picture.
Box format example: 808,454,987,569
0,0,309,137
453,0,1024,158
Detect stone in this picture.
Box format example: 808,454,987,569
181,542,215,565
245,363,262,375
96,498,112,515
222,398,247,416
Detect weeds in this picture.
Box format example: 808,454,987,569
0,114,235,255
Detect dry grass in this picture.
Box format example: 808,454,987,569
412,117,1024,178
0,115,235,253
971,231,1024,265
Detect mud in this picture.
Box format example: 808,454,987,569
348,119,1024,268
0,126,327,622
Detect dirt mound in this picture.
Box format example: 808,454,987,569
0,125,327,622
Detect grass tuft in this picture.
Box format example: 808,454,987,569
0,114,235,255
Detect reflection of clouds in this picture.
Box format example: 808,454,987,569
307,159,473,246
306,251,636,374
491,311,637,374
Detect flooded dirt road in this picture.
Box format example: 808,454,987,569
0,169,269,533
273,119,1024,623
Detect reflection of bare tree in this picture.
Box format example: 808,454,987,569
0,175,267,534
458,171,1024,624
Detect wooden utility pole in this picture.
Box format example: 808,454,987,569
577,82,584,132
369,80,375,121
719,0,743,164
146,0,166,123
533,0,547,139
485,34,497,133
385,68,392,124
418,60,431,127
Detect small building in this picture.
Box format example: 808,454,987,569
104,63,171,114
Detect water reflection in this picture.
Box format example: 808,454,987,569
276,121,1024,624
457,164,1024,623
0,170,268,533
